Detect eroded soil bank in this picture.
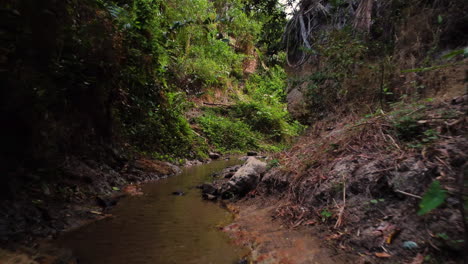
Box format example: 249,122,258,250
230,96,467,264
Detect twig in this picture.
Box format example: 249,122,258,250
385,134,401,150
334,179,346,229
435,156,453,172
395,189,422,199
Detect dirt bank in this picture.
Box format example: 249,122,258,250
231,96,467,264
225,198,356,264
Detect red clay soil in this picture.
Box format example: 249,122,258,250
225,198,357,264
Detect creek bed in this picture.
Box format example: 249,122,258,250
58,159,247,264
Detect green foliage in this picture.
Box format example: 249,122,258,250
389,103,440,148
103,0,283,158
320,209,333,222
245,65,287,103
267,158,280,169
194,63,303,152
1,0,292,168
230,102,289,140
243,0,287,56
178,39,243,87
393,114,424,140
124,91,206,158
418,180,447,216
232,65,304,141
370,198,385,204
197,113,260,153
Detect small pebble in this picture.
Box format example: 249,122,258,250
402,241,418,249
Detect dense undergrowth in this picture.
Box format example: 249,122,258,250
197,64,303,153
0,0,296,182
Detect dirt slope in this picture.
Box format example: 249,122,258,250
234,95,467,264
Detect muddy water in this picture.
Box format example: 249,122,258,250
58,159,247,264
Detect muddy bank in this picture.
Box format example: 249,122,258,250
225,198,356,264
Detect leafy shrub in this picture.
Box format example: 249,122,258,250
393,115,424,141
230,101,300,141
229,65,304,141
389,104,439,148
245,65,287,103
197,113,260,152
124,92,207,159
179,39,243,87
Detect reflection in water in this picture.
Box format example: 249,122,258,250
58,159,246,264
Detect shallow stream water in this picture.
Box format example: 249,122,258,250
58,159,247,264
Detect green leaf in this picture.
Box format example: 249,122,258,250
112,186,120,191
437,15,443,24
418,180,446,215
370,199,378,204
436,233,449,240
442,49,464,60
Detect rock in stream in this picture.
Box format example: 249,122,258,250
201,157,267,200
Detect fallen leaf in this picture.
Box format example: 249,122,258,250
375,252,391,258
385,229,401,244
89,210,103,215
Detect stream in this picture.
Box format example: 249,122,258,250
58,159,247,264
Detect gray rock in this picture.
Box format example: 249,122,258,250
222,157,267,196
402,241,418,249
219,165,241,179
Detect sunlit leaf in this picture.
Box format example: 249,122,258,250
418,180,446,215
